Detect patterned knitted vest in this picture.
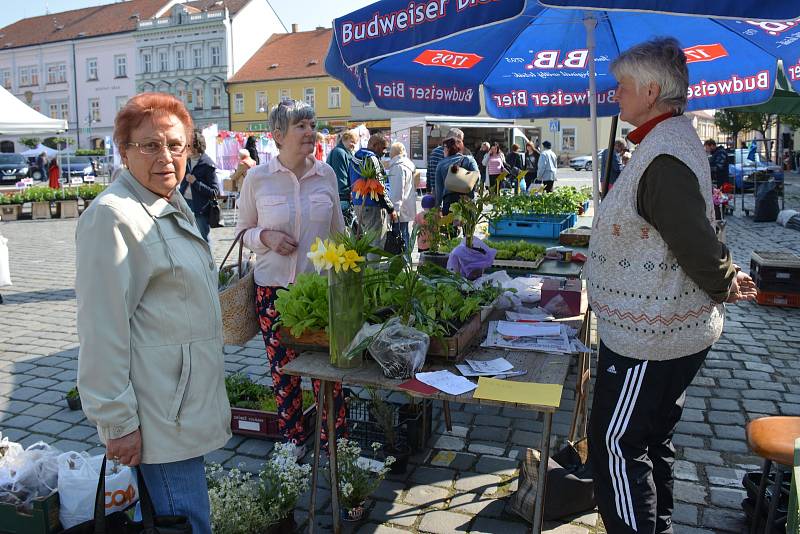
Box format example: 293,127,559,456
585,115,724,361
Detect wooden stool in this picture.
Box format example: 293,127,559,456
746,417,800,533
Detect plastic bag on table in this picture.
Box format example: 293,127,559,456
347,317,429,379
446,237,497,280
0,439,61,512
57,452,139,528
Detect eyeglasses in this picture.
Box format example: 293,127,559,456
126,141,187,156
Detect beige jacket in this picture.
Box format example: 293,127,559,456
75,170,231,464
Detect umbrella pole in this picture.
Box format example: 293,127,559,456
584,15,600,215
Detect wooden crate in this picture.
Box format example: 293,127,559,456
0,205,21,221
55,200,79,219
281,327,329,352
31,202,51,220
231,404,316,440
492,256,545,271
427,312,483,363
0,492,61,534
559,227,591,247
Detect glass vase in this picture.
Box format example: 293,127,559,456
328,269,364,368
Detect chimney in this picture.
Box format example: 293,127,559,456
291,23,299,33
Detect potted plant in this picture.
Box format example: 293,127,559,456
66,387,81,411
330,438,394,523
366,388,412,474
274,272,330,349
206,442,311,534
418,208,454,269
0,194,23,221
78,184,104,213
26,187,53,220
225,373,316,440
54,187,79,218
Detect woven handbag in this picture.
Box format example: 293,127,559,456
218,229,259,346
444,156,480,194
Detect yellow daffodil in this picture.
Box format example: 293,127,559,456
322,243,345,272
307,237,329,272
342,249,365,272
307,236,366,273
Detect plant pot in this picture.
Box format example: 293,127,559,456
340,500,371,523
55,200,79,218
0,205,21,221
66,396,81,411
385,443,412,474
31,201,51,220
80,198,93,213
420,251,449,269
266,512,296,534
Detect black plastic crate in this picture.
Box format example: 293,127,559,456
750,251,800,293
344,388,432,452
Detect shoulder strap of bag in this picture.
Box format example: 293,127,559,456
219,229,247,277
92,456,108,533
135,465,158,529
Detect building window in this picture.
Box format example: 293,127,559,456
60,103,69,120
561,127,576,152
46,63,66,84
49,103,59,119
175,49,184,70
194,86,204,110
620,127,631,138
1,69,11,89
142,52,152,74
210,45,220,67
176,86,187,104
279,88,290,101
87,58,98,81
234,93,244,114
304,88,315,108
193,48,202,68
29,66,39,86
328,86,341,109
211,86,221,109
159,51,168,72
89,98,101,122
115,55,127,78
18,66,30,86
255,91,267,113
116,96,127,112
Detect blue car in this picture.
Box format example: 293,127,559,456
728,148,783,191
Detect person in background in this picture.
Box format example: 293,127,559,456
179,130,219,243
536,140,558,192
350,134,396,249
505,143,525,193
235,99,347,457
387,142,417,248
436,136,479,214
230,148,256,193
245,135,260,165
704,139,729,187
427,128,464,195
482,142,505,193
585,37,757,534
36,152,48,180
76,93,231,534
523,142,540,191
621,151,632,166
314,131,325,161
414,194,437,253
476,141,490,186
600,139,626,192
47,159,60,189
327,130,357,227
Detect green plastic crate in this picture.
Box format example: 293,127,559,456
0,492,61,534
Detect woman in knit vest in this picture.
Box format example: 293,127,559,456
585,37,757,534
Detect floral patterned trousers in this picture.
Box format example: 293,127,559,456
256,285,347,446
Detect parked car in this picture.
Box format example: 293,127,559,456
728,148,784,191
61,156,97,179
569,151,604,171
0,153,29,184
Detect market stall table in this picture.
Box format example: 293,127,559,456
283,311,588,534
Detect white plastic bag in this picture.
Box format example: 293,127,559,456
367,317,429,379
57,452,138,528
0,235,11,287
0,438,60,511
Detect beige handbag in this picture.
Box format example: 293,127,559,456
218,230,259,345
444,157,480,194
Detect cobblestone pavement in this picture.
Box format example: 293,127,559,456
1,174,799,533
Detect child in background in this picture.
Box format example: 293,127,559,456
414,194,436,252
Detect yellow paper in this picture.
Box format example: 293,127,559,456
516,170,529,180
473,377,562,408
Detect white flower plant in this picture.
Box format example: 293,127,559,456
206,442,312,534
330,438,395,510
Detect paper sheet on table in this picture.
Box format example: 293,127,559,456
496,321,561,338
465,357,514,374
482,321,573,353
505,309,555,322
474,377,563,408
416,370,477,396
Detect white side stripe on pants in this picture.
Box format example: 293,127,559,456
604,361,648,531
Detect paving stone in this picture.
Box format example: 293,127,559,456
673,526,714,534
705,466,745,488
540,523,591,533
707,411,746,425
3,414,42,429
454,472,502,492
49,408,87,423
708,398,739,411
417,510,470,533
0,427,29,442
447,491,504,516
469,426,510,442
470,517,531,534
7,387,44,401
467,442,506,456
236,438,273,457
674,421,713,437
444,452,477,471
744,361,775,373
204,448,234,465
701,506,748,532
410,466,456,488
357,525,409,534
673,481,706,505
713,424,745,440
28,419,71,435
369,500,419,527
373,480,405,502
59,425,97,441
475,455,518,477
710,438,749,454
474,414,511,427
672,502,698,524
29,390,65,404
223,455,265,474
436,424,468,438
710,487,747,509
21,403,62,418
403,484,449,508
674,460,699,482
431,435,465,451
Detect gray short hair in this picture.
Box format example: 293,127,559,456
611,37,689,113
390,142,406,158
269,99,315,143
445,127,464,140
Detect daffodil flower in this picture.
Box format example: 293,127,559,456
342,249,365,272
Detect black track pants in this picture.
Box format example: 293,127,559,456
588,342,709,534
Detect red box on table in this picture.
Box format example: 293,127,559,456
540,278,584,317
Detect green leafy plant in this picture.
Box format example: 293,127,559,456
19,137,41,149
273,272,329,336
450,184,492,249
419,208,455,254
488,187,590,221
77,184,106,200
366,388,399,450
329,438,394,510
484,239,546,262
66,387,79,400
224,373,314,412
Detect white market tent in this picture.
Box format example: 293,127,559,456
20,144,59,158
0,85,67,135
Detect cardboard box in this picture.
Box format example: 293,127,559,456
540,278,583,317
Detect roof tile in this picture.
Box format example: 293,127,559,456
228,28,331,83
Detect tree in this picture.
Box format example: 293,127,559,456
714,109,750,148
779,114,800,131
18,137,40,149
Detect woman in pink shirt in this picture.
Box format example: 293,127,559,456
482,142,506,192
235,100,346,455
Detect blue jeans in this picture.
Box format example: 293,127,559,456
135,456,211,534
194,213,211,243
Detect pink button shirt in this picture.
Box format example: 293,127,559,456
235,156,345,288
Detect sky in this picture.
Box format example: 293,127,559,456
0,0,374,31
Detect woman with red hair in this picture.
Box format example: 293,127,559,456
75,93,230,534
